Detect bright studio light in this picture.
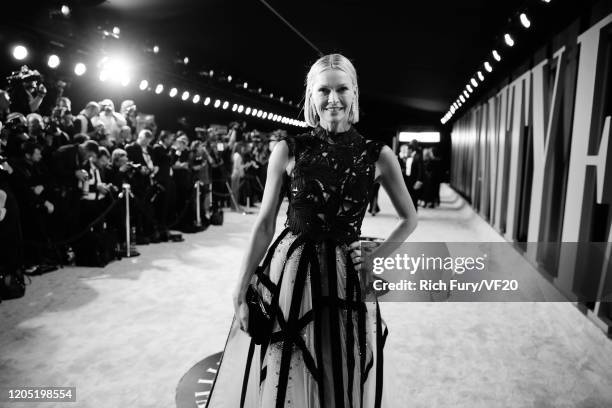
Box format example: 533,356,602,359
466,84,473,93
113,26,120,36
451,106,456,114
232,103,237,112
484,61,493,72
47,54,60,68
192,94,200,104
243,82,248,89
169,88,178,97
227,75,232,82
463,90,470,98
520,13,531,28
183,57,189,65
204,97,211,106
74,62,87,76
99,57,131,85
181,91,190,101
504,33,515,47
238,105,244,113
214,99,221,108
257,110,262,118
459,95,466,103
471,78,478,87
139,80,148,90
153,45,160,54
262,112,268,119
492,50,501,62
155,84,164,94
477,71,485,81
222,101,229,109
12,45,28,60
60,5,71,17
245,107,252,115
252,109,258,116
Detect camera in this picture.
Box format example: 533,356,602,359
6,66,42,89
125,161,142,170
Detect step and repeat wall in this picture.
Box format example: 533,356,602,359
450,4,612,331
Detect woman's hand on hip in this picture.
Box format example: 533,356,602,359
348,241,362,271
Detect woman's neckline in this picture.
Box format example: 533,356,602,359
313,125,361,145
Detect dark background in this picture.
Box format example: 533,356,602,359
0,0,598,142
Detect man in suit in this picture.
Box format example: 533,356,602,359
398,140,423,211
51,140,99,253
151,130,177,240
125,129,156,242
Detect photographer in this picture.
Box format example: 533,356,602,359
74,101,100,137
78,147,112,233
105,148,136,245
51,140,99,253
0,159,24,274
119,100,137,136
92,99,126,142
9,141,56,271
125,129,157,242
3,113,29,160
152,130,177,239
208,138,226,210
7,66,46,115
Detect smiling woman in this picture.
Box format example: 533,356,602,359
205,54,417,408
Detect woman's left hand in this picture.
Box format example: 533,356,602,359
348,241,362,271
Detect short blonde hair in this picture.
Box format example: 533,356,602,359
304,53,359,128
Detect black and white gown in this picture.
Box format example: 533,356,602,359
206,126,393,408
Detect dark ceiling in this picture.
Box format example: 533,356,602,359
0,0,596,136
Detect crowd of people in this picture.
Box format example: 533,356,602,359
0,65,281,278
0,64,443,293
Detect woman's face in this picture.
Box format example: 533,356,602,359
311,69,355,127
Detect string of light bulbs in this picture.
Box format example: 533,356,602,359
8,44,307,128
441,0,553,125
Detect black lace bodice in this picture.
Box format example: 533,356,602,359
281,126,385,244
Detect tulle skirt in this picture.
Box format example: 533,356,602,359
206,229,393,408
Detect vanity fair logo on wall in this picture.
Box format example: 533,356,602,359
449,9,612,332
175,352,222,408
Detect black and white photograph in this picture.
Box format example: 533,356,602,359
1,1,612,407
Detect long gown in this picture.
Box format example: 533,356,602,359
206,126,390,408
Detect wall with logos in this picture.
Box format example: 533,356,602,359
450,2,612,333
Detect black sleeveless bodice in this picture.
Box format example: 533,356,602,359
282,126,385,244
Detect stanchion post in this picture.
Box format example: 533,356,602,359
195,181,202,227
225,180,242,213
123,183,132,257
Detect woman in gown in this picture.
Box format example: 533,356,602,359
206,54,417,408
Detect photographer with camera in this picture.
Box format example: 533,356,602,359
7,66,47,115
92,99,126,143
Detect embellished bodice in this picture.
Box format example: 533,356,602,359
282,126,385,244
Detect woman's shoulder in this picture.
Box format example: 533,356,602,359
278,130,316,157
363,138,387,163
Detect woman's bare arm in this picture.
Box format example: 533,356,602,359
349,145,418,270
233,140,289,330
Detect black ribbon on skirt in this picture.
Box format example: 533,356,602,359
238,227,386,408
